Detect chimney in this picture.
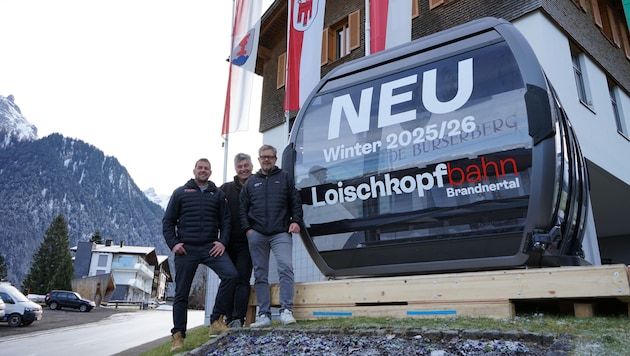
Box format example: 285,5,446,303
105,239,112,246
119,240,124,248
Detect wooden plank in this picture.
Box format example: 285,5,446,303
247,264,630,320
292,301,514,320
291,264,630,304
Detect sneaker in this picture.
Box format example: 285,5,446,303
209,318,229,337
170,331,184,352
227,319,242,328
249,314,271,327
279,309,296,325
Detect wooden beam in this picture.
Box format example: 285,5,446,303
247,264,630,321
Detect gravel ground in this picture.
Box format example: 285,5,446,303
184,327,574,356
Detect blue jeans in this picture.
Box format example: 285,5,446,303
247,231,294,316
171,243,238,337
226,241,253,323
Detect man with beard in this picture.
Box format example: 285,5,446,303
240,145,303,327
163,158,238,350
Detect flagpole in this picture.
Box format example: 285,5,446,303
223,0,237,184
284,0,291,145
223,134,229,183
365,0,371,55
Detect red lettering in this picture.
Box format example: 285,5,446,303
466,164,482,183
500,157,518,177
481,156,499,180
447,163,466,185
448,156,519,186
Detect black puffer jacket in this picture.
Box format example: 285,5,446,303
220,176,247,245
239,166,303,236
162,179,231,250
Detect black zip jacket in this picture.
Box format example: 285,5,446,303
162,179,231,250
220,176,247,245
239,166,303,236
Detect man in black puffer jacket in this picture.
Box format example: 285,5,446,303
163,158,238,351
220,152,254,328
240,144,303,327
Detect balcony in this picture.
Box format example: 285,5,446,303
111,261,154,279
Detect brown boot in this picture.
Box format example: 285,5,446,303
170,331,184,352
209,316,229,337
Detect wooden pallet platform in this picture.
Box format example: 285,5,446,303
246,264,630,323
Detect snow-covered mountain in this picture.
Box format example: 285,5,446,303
143,187,170,210
1,94,167,207
0,94,37,148
0,94,169,285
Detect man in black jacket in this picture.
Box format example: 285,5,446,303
240,145,303,327
163,158,238,351
220,153,254,328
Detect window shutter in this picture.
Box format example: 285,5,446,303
607,5,621,47
321,28,329,65
591,0,602,29
429,0,443,10
277,52,286,89
578,0,587,10
327,27,336,62
348,10,360,51
619,18,630,60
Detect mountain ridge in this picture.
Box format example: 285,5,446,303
0,94,169,286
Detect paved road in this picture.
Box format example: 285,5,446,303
0,307,205,355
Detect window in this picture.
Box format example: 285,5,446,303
294,40,532,254
322,10,360,65
571,46,592,107
117,256,134,265
0,292,12,304
97,254,108,267
336,25,349,59
609,79,628,138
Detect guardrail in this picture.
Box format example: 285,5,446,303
106,301,147,310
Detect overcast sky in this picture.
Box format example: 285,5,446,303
0,0,270,196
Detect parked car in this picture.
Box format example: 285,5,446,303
45,290,96,312
0,282,43,327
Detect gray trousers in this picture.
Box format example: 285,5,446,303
247,231,294,316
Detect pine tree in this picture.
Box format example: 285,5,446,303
21,214,74,294
89,230,104,244
0,254,8,281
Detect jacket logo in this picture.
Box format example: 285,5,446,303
184,189,196,193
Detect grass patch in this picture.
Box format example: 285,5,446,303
139,314,630,356
139,326,211,356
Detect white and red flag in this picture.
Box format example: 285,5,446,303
368,0,412,54
222,0,262,136
284,0,327,111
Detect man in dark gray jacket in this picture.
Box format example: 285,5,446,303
163,158,238,350
240,145,303,327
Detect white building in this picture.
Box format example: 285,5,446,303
73,241,171,303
